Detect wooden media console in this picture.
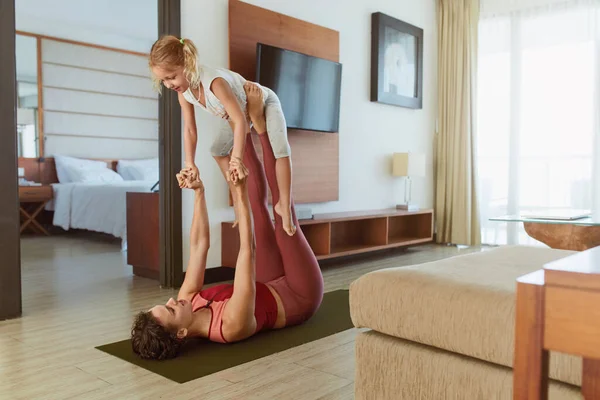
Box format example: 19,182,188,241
221,209,434,268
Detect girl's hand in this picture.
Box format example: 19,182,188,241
184,162,200,182
228,156,249,185
176,169,187,189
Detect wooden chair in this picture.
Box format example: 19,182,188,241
514,247,600,399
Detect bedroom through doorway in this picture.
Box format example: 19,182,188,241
13,0,181,318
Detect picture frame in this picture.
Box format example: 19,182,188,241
371,12,423,109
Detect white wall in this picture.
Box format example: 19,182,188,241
15,0,159,160
181,0,437,269
41,39,159,159
15,34,37,82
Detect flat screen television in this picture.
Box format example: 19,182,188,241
255,43,342,133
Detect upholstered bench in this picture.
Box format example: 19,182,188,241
350,246,583,399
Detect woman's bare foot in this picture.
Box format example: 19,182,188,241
244,82,267,134
275,201,296,236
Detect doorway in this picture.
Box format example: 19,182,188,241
0,0,183,320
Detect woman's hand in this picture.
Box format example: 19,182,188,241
184,162,200,182
228,156,249,185
177,168,204,192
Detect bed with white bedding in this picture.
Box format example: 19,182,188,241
45,155,159,250
47,181,156,249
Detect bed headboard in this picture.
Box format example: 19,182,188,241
18,157,119,184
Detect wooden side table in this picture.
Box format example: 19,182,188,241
514,247,600,399
19,185,53,235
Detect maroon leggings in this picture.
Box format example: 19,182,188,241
243,132,324,325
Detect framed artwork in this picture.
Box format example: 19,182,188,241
371,12,423,109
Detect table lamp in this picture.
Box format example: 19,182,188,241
392,152,425,211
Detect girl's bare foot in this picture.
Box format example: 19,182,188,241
244,82,267,134
275,201,296,236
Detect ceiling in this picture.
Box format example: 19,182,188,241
14,0,158,80
16,0,157,43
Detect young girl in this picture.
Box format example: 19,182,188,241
149,35,296,236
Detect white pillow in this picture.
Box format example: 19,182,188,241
117,158,158,181
54,155,107,183
67,166,124,184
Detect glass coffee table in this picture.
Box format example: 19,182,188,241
490,213,600,251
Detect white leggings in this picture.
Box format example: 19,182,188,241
210,87,292,159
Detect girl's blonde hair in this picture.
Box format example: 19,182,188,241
149,35,200,93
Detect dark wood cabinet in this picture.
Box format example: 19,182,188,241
127,192,159,280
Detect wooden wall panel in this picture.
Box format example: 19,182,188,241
229,0,339,80
43,63,154,98
43,88,157,119
229,0,339,203
45,136,157,160
249,132,339,204
44,111,158,140
40,37,158,160
41,39,149,76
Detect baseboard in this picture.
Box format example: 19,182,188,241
0,310,22,321
188,242,440,286
133,266,159,280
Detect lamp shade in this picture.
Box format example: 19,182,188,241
392,152,426,177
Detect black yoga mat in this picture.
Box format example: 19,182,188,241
96,289,353,383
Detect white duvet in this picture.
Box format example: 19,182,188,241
47,181,156,250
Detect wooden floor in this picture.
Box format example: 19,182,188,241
0,234,481,399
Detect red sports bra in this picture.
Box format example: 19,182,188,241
191,282,278,343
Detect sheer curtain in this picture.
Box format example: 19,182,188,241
477,0,600,245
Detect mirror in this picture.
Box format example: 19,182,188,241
15,34,39,158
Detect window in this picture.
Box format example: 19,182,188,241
477,1,600,245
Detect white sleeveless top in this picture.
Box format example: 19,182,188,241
182,64,267,123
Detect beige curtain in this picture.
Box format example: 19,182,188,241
435,0,481,245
